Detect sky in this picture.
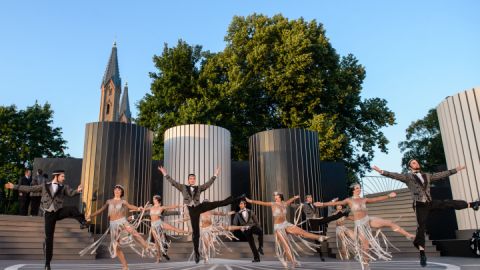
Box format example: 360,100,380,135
1,0,479,175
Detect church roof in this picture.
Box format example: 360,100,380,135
101,42,121,88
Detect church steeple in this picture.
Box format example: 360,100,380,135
99,42,122,122
119,82,132,123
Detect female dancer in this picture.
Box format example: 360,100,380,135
182,200,247,263
246,193,326,268
332,204,355,260
145,195,190,263
80,185,154,270
315,183,415,270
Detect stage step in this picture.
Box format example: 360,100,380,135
0,214,95,260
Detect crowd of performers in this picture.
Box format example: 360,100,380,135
4,159,480,270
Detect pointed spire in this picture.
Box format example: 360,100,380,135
119,82,131,123
102,42,121,88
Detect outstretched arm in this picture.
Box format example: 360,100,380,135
285,195,300,206
431,166,464,181
372,165,409,183
64,184,82,197
245,197,273,207
89,202,109,219
314,198,348,208
199,167,220,192
160,204,183,211
366,192,396,203
5,182,42,193
210,210,235,216
158,166,183,191
124,201,142,212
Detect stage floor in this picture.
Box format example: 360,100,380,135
2,258,480,270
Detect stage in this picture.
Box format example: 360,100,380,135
2,258,479,270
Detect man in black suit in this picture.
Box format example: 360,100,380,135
233,200,263,262
301,195,349,261
158,166,242,263
18,169,32,215
373,160,478,267
5,169,88,270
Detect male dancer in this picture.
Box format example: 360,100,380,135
232,200,263,262
5,169,88,270
158,166,242,263
301,195,349,261
372,160,479,267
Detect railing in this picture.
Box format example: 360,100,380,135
360,176,407,196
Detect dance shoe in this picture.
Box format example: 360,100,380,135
420,251,427,267
258,247,264,255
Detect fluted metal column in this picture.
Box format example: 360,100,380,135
437,87,480,231
81,122,153,233
249,128,323,234
162,124,231,231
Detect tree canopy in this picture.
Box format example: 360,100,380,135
0,102,68,183
137,14,395,180
399,108,446,173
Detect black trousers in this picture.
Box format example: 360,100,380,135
308,210,347,232
30,196,41,216
308,211,347,257
187,196,237,258
243,225,263,259
413,199,468,249
18,195,30,215
44,206,85,266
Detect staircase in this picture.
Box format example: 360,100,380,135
0,215,95,260
326,188,440,258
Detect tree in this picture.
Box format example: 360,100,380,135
0,102,68,213
137,14,395,180
399,108,446,173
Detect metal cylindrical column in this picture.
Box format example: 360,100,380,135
81,122,153,233
437,87,480,231
162,124,231,232
249,128,323,234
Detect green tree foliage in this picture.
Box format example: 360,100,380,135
137,14,395,180
399,108,446,173
0,102,68,183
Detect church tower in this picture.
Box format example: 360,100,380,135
99,42,122,122
119,82,132,123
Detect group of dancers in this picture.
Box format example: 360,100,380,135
4,159,480,270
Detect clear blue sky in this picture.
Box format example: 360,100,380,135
1,1,479,174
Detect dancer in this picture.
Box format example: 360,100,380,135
299,195,350,261
191,201,246,263
315,183,415,270
232,199,264,262
372,160,479,267
80,185,154,270
246,193,326,268
158,166,242,263
331,204,355,260
144,195,190,263
5,169,88,270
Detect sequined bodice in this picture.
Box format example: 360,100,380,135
272,202,287,217
350,198,367,214
108,200,126,216
150,207,162,216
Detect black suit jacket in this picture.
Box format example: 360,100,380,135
233,209,260,227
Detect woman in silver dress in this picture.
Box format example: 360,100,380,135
246,192,327,268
